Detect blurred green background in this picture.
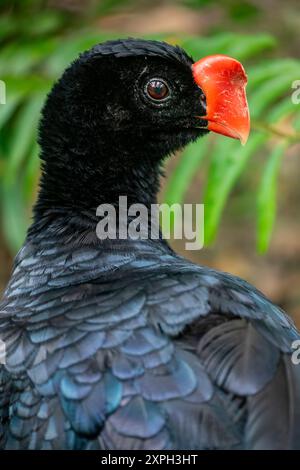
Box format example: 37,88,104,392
0,0,299,324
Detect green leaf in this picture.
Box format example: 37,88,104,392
1,181,29,253
45,32,120,76
203,133,267,244
257,143,286,253
203,95,299,246
293,113,300,132
250,71,300,119
182,33,275,61
0,91,23,131
267,98,299,123
0,40,56,76
2,76,52,97
0,15,16,42
247,59,299,91
23,142,40,202
4,94,44,185
22,11,65,36
226,34,276,60
164,139,210,206
182,33,236,58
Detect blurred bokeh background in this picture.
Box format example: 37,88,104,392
0,0,299,325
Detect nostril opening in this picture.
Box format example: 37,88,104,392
200,93,206,111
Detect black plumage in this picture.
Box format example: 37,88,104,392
1,39,300,450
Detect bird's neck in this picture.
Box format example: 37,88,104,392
33,142,163,231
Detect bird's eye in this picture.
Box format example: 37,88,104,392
146,79,169,101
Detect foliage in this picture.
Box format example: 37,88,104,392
165,36,300,252
0,2,299,254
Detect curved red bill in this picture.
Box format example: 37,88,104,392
192,54,250,145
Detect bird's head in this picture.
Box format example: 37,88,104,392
37,39,250,211
40,39,249,160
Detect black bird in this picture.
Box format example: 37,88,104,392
1,39,300,450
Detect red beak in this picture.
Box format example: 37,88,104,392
192,55,250,145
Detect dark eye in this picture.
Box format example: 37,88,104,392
146,79,169,101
